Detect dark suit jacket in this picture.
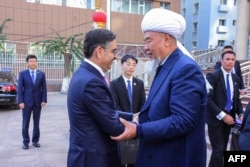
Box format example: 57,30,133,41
214,61,244,89
17,69,47,106
238,102,250,150
135,48,207,167
110,76,145,113
206,69,243,126
67,61,133,167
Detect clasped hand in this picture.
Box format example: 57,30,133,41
111,118,137,141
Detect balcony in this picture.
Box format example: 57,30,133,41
218,4,229,12
217,26,228,33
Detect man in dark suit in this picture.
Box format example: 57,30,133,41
214,45,245,91
67,29,133,167
110,54,145,167
110,54,145,114
18,54,47,150
112,8,207,167
206,50,244,167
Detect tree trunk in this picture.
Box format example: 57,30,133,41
61,53,72,93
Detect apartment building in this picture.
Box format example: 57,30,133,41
181,0,238,52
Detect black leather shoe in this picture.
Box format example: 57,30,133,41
32,143,40,147
23,145,29,149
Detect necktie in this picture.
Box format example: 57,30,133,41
31,71,35,84
225,74,232,112
127,80,133,113
103,75,109,86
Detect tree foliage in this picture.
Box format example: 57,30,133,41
0,18,12,51
32,28,84,77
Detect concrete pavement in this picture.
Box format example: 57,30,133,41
0,93,69,167
0,92,212,167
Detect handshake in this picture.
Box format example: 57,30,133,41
132,112,140,124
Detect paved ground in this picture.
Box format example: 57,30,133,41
0,93,69,167
0,93,212,167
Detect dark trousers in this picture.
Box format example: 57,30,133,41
208,124,231,167
22,105,41,145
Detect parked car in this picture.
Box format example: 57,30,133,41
0,69,19,109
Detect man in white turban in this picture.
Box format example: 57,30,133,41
111,8,207,167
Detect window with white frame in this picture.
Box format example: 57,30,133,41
138,0,145,14
112,0,152,14
160,2,170,9
114,0,123,12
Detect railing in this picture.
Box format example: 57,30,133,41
193,49,222,70
0,53,81,84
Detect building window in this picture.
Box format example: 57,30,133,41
25,0,95,9
220,0,227,5
234,0,237,6
112,0,152,14
160,2,170,9
193,22,198,32
114,0,123,11
192,41,197,50
233,20,236,26
218,40,225,47
194,3,199,13
219,19,226,26
138,0,145,14
182,8,186,17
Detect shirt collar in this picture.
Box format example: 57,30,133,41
84,59,105,77
29,69,37,73
221,67,231,76
122,75,133,83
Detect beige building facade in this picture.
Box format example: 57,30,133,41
0,0,180,55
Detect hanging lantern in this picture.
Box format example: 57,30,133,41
92,10,107,29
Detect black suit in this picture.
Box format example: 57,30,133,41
110,76,145,113
214,61,244,89
206,69,243,167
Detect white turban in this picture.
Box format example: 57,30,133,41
141,8,186,39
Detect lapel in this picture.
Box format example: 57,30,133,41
25,69,34,84
81,61,105,84
34,70,40,84
131,77,136,99
119,76,130,101
232,73,239,99
142,48,181,111
219,70,227,98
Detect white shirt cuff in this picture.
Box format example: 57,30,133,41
216,111,226,120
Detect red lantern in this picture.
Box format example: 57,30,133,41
92,10,107,29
